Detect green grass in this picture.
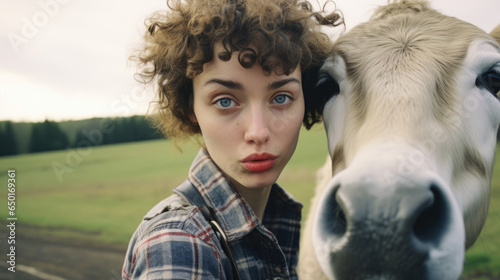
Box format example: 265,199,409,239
463,143,500,278
0,127,499,277
0,139,201,243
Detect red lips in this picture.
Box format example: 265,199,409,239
241,153,277,172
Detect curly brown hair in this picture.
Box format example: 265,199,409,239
133,0,343,140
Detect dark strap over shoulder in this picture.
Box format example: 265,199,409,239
174,180,242,280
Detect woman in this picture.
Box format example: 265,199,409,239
122,0,342,279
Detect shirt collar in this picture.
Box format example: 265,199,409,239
188,148,302,240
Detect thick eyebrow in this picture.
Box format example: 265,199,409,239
268,78,300,91
204,77,300,91
204,79,243,90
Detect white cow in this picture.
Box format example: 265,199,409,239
299,1,500,279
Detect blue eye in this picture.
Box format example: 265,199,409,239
273,94,291,104
215,98,235,108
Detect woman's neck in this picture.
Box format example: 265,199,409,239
232,183,272,222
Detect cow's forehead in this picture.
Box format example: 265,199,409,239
334,8,486,80
329,8,491,130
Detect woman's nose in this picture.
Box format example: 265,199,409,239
244,106,271,145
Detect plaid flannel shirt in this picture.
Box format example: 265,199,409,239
122,148,303,280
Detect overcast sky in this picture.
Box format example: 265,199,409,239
1,0,499,122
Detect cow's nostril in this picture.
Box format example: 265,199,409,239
413,185,449,246
320,187,347,238
313,175,465,280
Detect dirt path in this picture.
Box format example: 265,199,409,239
0,228,127,280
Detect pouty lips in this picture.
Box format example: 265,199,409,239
241,153,277,172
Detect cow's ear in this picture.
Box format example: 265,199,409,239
490,24,500,46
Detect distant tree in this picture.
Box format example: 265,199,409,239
29,123,44,153
137,116,163,140
46,120,69,150
136,116,148,141
115,118,124,143
73,129,91,148
29,120,69,153
122,117,137,142
0,128,4,153
117,117,137,143
0,125,6,156
0,121,19,156
101,118,117,145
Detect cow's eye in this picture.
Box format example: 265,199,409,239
316,72,340,97
476,69,500,97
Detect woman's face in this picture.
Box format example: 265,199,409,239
191,43,305,192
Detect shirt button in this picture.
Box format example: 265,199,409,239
274,267,282,273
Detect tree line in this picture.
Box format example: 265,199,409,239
0,122,18,156
1,117,500,157
0,115,163,156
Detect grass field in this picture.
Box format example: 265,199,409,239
0,126,499,277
